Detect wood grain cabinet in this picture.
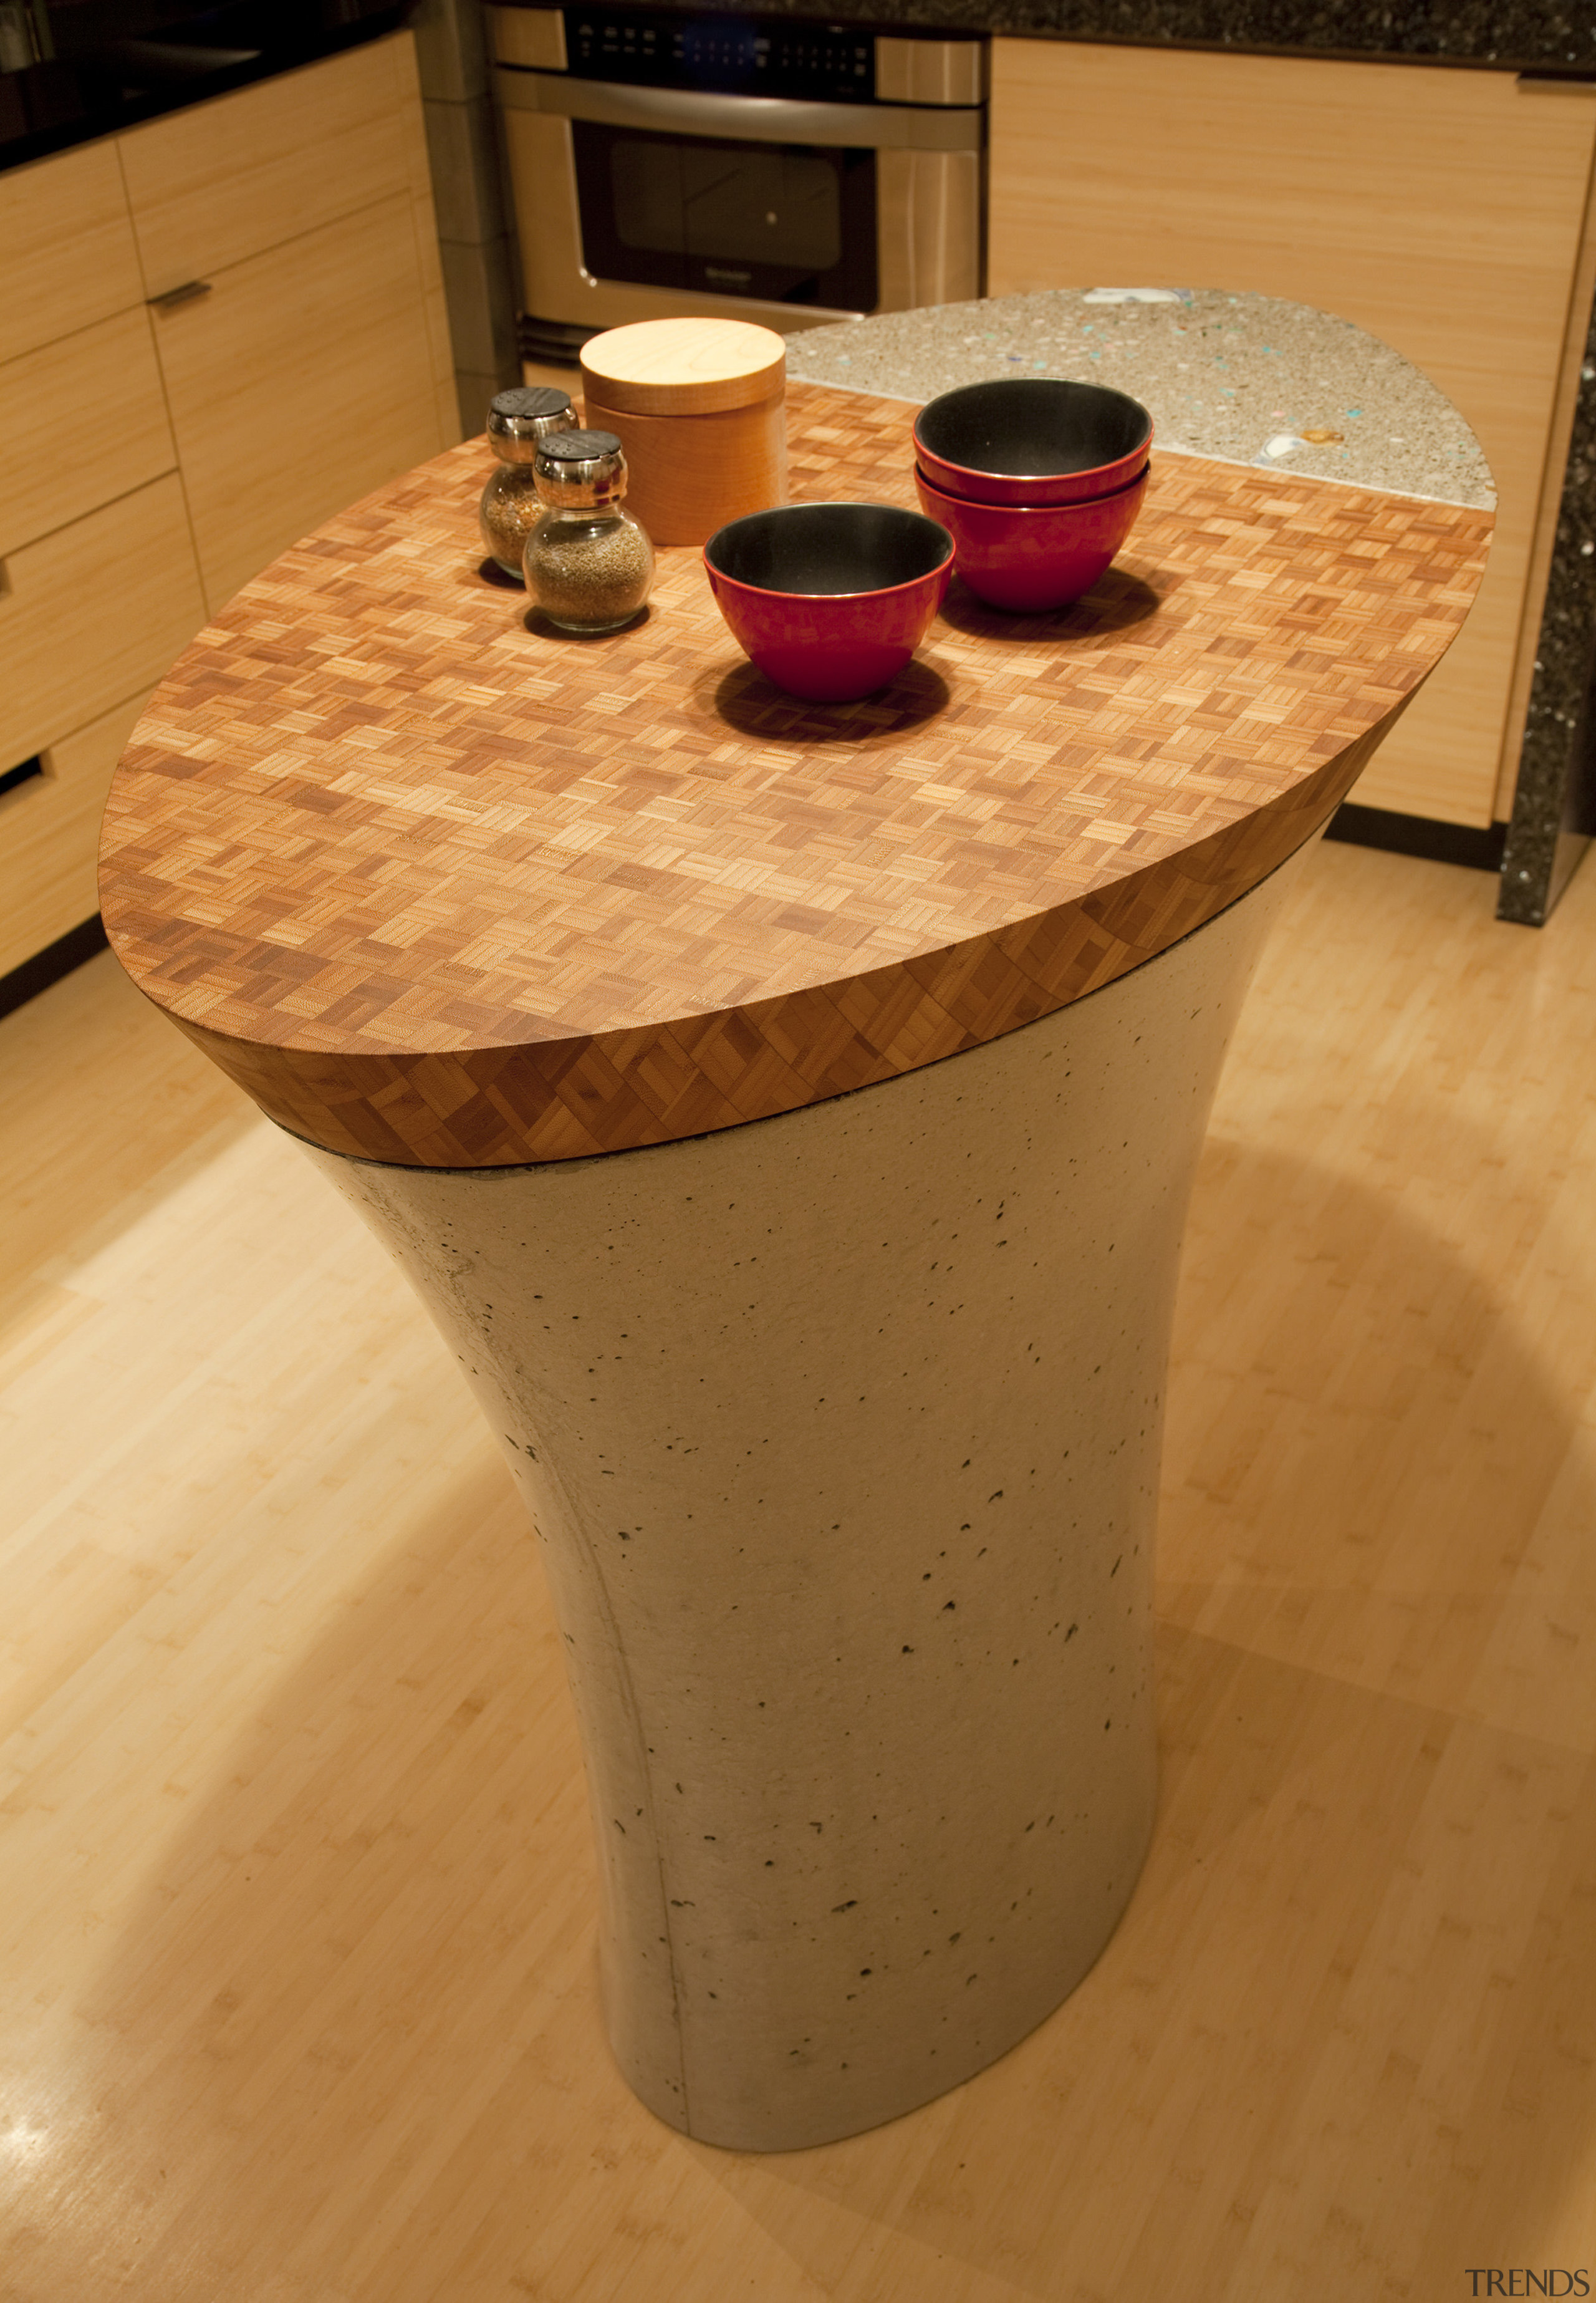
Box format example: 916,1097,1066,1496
145,194,452,611
120,32,456,616
989,42,1596,830
0,31,457,979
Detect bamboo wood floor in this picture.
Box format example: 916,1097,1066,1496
3,836,1595,2300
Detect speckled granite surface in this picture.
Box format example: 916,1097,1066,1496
787,289,1492,509
1499,301,1596,924
598,0,1595,70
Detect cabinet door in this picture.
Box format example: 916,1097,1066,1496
0,140,145,364
117,34,419,290
0,692,151,974
0,474,206,775
147,193,447,612
0,308,176,557
989,44,1596,828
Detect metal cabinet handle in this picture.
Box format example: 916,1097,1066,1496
146,279,213,312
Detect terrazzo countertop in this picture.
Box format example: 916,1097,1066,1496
787,287,1494,510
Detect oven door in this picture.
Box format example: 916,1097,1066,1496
498,70,983,343
571,118,878,311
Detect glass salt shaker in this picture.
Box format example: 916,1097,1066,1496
479,385,576,578
522,430,654,634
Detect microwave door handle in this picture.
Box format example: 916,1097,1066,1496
494,68,983,153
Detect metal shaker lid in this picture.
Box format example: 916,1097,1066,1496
488,385,577,460
491,385,575,428
537,428,623,471
534,428,628,505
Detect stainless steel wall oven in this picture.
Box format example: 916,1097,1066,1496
489,5,986,363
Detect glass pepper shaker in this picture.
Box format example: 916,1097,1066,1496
479,385,576,578
522,430,654,634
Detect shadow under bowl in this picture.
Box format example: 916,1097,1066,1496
913,461,1150,613
913,378,1153,508
703,501,955,702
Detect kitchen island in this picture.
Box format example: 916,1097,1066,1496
99,297,1489,2147
476,0,1596,919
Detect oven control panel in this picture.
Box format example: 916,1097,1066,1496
562,7,875,101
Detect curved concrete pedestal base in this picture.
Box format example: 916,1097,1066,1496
302,853,1307,2149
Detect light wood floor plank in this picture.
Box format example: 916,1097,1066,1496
2,843,1595,2297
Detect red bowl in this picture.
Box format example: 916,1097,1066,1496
704,502,954,702
913,462,1149,613
914,378,1153,508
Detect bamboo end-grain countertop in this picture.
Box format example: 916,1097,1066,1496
99,380,1491,1167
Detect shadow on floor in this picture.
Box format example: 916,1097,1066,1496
36,1142,1596,2299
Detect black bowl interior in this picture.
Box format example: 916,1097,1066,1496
915,379,1153,479
706,503,953,596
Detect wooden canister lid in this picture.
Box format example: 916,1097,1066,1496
580,318,786,416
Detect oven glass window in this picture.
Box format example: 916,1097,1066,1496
613,142,840,274
574,123,877,310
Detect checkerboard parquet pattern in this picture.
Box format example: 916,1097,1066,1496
99,384,1490,1167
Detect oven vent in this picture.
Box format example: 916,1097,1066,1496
517,313,605,367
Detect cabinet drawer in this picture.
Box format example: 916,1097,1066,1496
150,193,445,612
118,34,419,291
0,475,206,773
0,309,176,557
0,693,150,975
0,140,147,364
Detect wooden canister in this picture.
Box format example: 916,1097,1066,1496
579,319,787,548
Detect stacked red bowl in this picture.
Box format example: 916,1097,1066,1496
912,379,1153,613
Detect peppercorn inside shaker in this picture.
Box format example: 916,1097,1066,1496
479,385,576,578
523,429,655,634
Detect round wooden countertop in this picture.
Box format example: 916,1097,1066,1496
99,377,1490,1169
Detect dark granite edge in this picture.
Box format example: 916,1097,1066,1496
489,0,1596,76
1499,274,1596,923
0,5,410,176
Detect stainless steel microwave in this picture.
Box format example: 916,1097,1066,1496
489,6,986,362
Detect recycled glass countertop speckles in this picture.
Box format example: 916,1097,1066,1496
787,288,1493,513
